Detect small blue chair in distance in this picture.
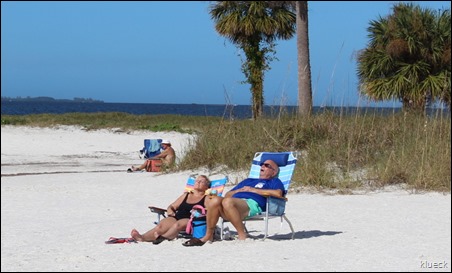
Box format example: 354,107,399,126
139,139,162,159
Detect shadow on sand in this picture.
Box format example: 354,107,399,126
242,229,343,240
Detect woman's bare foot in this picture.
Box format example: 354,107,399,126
131,229,143,242
131,166,139,171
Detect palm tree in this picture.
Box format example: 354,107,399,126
209,1,296,119
295,1,312,116
357,2,451,113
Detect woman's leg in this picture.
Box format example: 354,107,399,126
159,218,189,240
131,217,177,242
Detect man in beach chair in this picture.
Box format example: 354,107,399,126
228,152,297,240
182,152,297,246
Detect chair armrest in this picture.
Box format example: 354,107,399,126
272,196,288,201
148,206,167,215
261,193,288,201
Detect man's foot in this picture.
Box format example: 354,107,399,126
237,232,250,240
131,166,140,171
130,229,143,242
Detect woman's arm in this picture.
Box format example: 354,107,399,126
166,193,186,216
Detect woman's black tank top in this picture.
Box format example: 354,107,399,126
174,192,206,220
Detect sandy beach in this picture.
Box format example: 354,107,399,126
1,125,450,272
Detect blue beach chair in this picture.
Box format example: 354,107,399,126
220,151,297,240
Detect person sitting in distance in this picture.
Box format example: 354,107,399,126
130,140,175,172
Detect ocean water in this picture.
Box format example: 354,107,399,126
1,101,256,118
2,101,445,119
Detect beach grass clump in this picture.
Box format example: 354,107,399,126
1,109,450,192
179,110,451,193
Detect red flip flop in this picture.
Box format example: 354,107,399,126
105,237,137,244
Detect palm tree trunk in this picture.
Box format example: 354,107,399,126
296,1,313,117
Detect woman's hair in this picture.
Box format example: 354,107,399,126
199,175,211,188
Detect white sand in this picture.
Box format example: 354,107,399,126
1,125,450,272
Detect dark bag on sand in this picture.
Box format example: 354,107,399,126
185,205,207,238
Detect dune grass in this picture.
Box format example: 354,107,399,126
2,109,450,193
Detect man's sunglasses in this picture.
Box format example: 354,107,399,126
260,162,275,170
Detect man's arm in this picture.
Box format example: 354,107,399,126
156,150,167,159
236,186,283,198
225,178,284,198
149,149,167,160
224,179,248,198
224,188,241,198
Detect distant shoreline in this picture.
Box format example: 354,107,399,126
1,96,104,103
2,100,450,118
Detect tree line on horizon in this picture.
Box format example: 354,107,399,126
1,96,104,103
208,1,450,118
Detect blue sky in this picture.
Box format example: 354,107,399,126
1,1,450,107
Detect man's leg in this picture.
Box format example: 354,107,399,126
199,196,223,243
221,197,250,240
132,159,149,171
